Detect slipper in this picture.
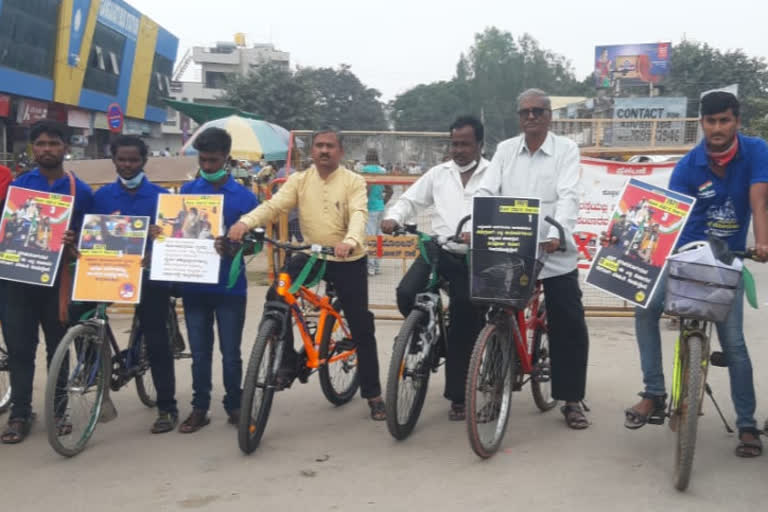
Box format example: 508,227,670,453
735,428,762,458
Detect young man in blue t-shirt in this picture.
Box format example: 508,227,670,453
177,128,258,433
87,135,179,434
1,121,94,444
624,92,768,458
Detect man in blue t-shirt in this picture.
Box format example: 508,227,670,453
87,135,179,434
360,149,392,276
176,128,259,433
624,92,768,458
1,121,94,444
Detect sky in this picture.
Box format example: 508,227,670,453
128,0,768,101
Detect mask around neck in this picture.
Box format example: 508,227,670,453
119,171,144,189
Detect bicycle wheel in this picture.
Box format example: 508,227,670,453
530,301,556,412
385,310,432,440
45,324,109,457
239,318,281,454
466,322,516,458
133,334,157,408
319,302,360,405
0,340,11,414
673,334,705,491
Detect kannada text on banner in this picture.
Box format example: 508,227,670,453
471,196,540,305
72,214,149,303
150,194,224,283
0,186,73,286
585,178,694,308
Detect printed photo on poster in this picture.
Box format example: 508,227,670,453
150,194,223,283
585,178,694,308
471,196,540,306
0,186,73,286
72,215,149,303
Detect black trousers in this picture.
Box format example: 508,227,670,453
4,280,68,420
541,269,590,402
396,243,485,404
266,255,382,399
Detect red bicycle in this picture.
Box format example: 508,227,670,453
465,216,565,458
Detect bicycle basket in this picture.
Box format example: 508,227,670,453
471,250,539,308
664,244,742,322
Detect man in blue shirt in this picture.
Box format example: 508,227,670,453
360,149,392,276
624,92,768,458
1,121,94,444
87,135,179,434
177,128,259,433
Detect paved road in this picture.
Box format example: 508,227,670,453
2,262,768,511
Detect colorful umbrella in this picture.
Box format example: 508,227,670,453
181,116,292,161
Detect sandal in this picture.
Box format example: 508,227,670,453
735,428,762,458
178,409,210,434
368,398,386,421
55,416,73,437
1,414,36,444
151,411,178,434
624,393,667,430
561,403,589,430
449,403,466,421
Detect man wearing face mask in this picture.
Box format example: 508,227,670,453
380,115,488,421
177,128,258,433
85,135,179,433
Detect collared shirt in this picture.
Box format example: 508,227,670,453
12,168,94,232
180,175,259,296
91,176,167,220
385,158,490,240
477,132,581,279
670,133,768,251
239,166,368,262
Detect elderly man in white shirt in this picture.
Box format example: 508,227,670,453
381,116,488,421
476,89,591,430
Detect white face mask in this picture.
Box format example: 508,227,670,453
455,160,477,173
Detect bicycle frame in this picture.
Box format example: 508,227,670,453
671,319,712,412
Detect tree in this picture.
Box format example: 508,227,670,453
296,65,387,130
389,81,468,132
220,62,318,129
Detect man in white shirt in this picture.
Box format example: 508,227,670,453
477,89,591,430
381,116,487,421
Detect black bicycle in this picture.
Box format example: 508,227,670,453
0,335,10,415
384,215,470,440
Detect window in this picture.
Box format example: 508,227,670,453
146,53,173,108
82,22,126,96
0,0,61,77
204,71,228,89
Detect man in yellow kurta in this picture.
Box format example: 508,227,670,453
228,129,385,420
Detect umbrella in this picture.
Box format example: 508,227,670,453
181,116,293,161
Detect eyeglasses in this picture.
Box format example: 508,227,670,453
518,108,550,118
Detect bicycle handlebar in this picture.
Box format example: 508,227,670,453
543,216,567,253
241,228,336,256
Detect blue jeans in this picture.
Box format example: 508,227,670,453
183,293,246,413
635,271,756,430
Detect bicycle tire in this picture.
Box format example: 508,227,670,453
133,334,157,408
673,334,704,491
318,301,360,405
0,340,11,414
530,301,556,412
466,322,515,458
385,310,431,440
238,318,281,454
45,324,109,457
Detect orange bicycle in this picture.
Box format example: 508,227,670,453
234,228,359,454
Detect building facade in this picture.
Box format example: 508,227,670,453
0,0,178,162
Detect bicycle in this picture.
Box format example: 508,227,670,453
663,239,760,491
465,216,565,458
0,336,10,415
44,298,189,457
236,228,359,454
384,215,469,440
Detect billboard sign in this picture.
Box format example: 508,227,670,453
611,97,687,146
595,43,671,88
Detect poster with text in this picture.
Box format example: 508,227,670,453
471,196,540,305
585,178,694,308
0,186,73,286
72,214,149,303
150,194,223,283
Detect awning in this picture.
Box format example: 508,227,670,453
162,99,260,124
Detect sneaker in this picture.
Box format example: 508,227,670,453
151,411,178,434
367,267,376,277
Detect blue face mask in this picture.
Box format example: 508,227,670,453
119,171,145,189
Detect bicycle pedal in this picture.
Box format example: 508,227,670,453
710,351,727,367
334,339,356,352
647,416,666,426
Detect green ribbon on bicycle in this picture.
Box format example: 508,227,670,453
671,337,682,406
742,266,758,309
288,252,327,294
226,241,264,290
417,233,432,265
